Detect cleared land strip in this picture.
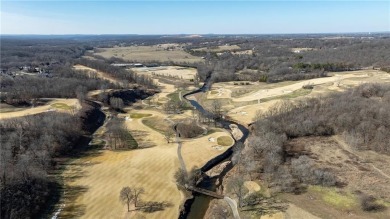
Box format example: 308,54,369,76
73,64,118,83
0,98,79,120
232,71,374,102
333,135,390,180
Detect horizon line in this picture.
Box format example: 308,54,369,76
1,31,390,36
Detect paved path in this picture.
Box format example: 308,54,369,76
224,196,241,219
176,132,188,179
187,186,224,199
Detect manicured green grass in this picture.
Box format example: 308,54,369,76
142,117,171,134
0,108,24,113
217,136,234,146
167,90,193,109
129,113,152,119
167,91,181,102
308,186,358,210
51,103,73,110
206,128,222,135
122,131,138,149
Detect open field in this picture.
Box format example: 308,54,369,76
192,45,241,52
0,98,80,120
0,103,25,113
73,64,118,83
142,115,173,134
94,45,203,63
232,50,253,55
181,132,232,171
59,109,183,219
222,70,390,124
233,70,386,102
133,66,197,80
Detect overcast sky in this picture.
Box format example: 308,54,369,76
1,0,389,34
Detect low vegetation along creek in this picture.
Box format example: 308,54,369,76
180,76,249,219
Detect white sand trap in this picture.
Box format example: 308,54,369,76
208,137,215,142
244,181,261,194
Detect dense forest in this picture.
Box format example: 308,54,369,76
0,103,104,218
0,38,157,106
194,37,390,83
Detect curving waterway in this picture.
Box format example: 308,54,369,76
181,76,249,219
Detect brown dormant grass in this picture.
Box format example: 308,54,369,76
0,98,80,120
73,64,118,84
134,66,197,80
181,132,231,171
192,45,241,52
224,70,390,125
94,45,203,63
60,109,183,219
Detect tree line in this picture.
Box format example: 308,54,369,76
193,37,390,84
235,83,390,194
0,103,104,218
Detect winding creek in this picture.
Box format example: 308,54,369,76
52,74,250,219
181,76,250,218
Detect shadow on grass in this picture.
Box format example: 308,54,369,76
131,130,157,149
137,201,174,213
59,185,89,218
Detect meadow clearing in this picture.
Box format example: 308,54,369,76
203,70,390,125
94,45,203,63
73,64,118,83
133,66,197,80
192,44,241,52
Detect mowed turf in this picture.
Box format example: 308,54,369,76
129,113,152,119
181,132,232,171
217,136,234,146
60,110,183,219
0,98,80,120
51,103,73,110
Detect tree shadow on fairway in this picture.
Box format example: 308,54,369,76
138,201,174,213
59,185,89,218
131,130,157,149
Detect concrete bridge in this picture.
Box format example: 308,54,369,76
186,185,224,199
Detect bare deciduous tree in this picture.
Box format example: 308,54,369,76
164,129,175,143
120,186,134,212
133,187,145,208
227,176,248,208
